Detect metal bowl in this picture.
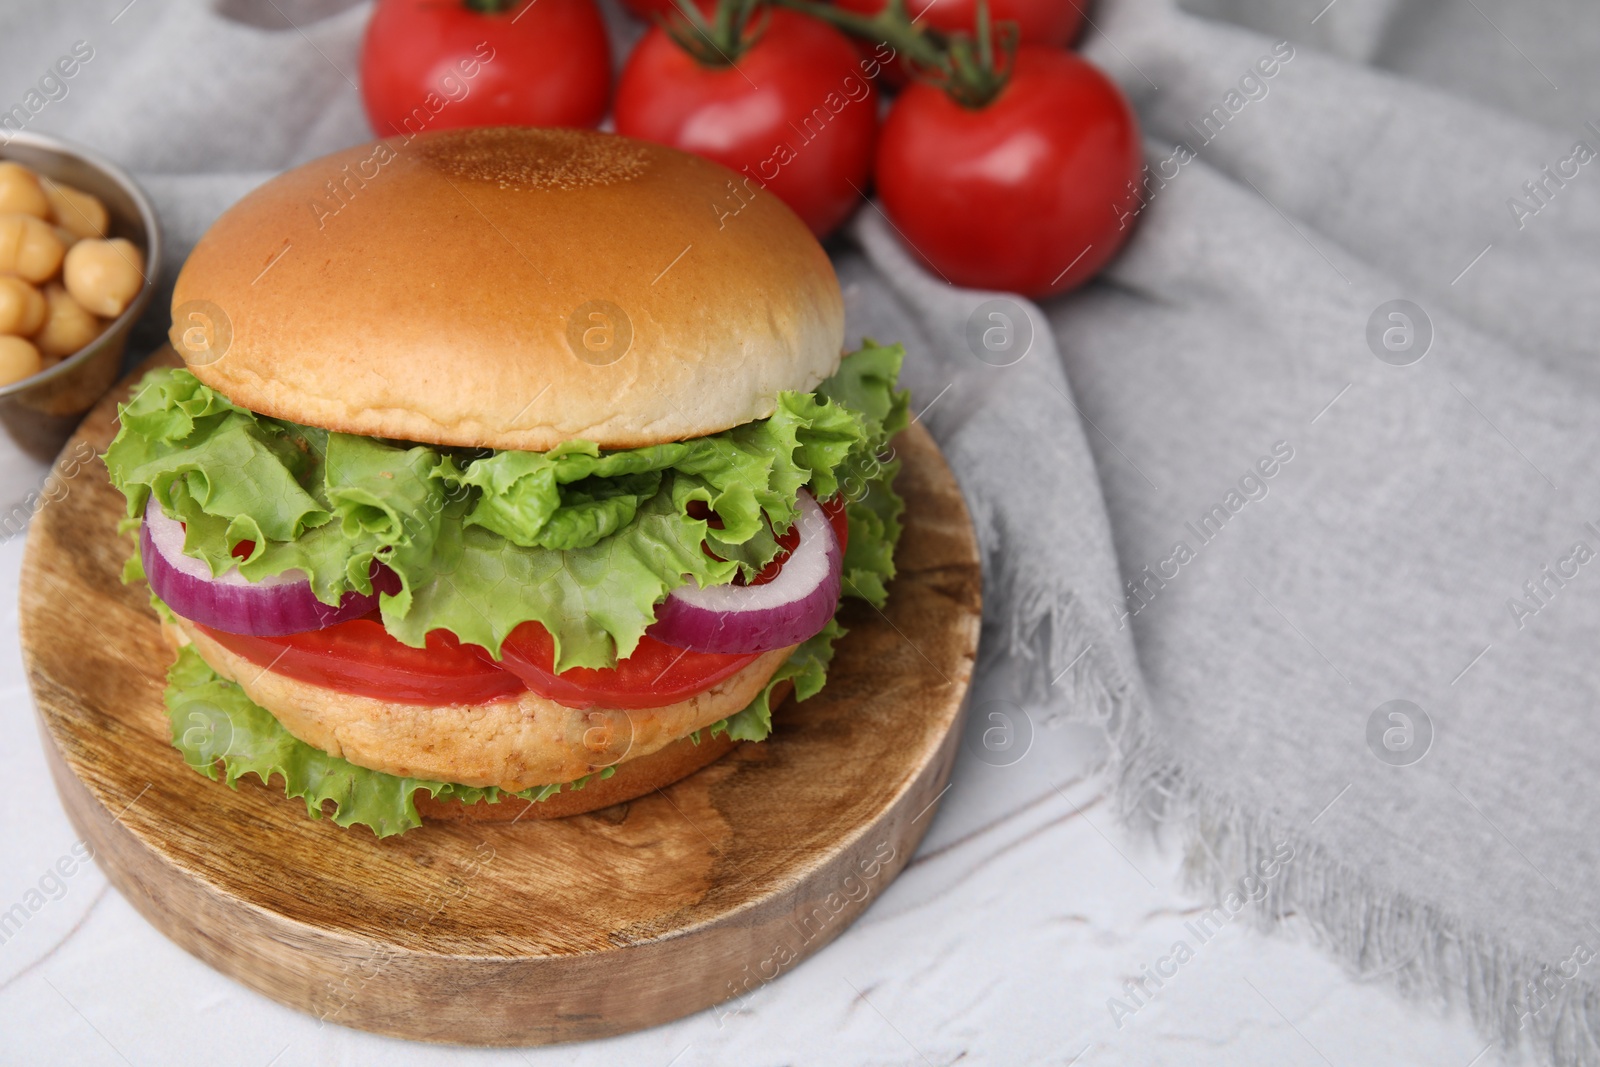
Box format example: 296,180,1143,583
0,131,161,461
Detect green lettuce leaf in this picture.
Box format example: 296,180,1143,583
695,422,906,746
705,617,846,742
822,340,909,607
103,369,330,570
109,343,908,672
841,456,904,608
388,484,736,665
163,644,614,839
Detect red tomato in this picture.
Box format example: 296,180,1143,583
833,0,1085,47
497,624,762,709
741,492,848,585
199,610,765,710
614,8,879,237
359,0,611,137
875,46,1141,297
746,521,803,586
197,617,527,706
820,493,850,554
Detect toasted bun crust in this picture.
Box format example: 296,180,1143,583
171,127,845,451
421,679,790,821
413,730,741,822
168,616,794,793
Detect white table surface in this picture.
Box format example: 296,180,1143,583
0,455,1508,1067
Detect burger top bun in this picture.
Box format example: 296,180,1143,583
172,127,845,452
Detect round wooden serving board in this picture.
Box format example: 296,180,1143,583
19,356,983,1046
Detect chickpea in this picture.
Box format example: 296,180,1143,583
0,277,45,336
0,163,48,219
64,238,143,318
0,336,42,387
32,283,99,358
40,178,108,240
0,213,66,283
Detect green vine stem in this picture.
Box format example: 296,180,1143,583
662,0,769,66
772,0,1017,107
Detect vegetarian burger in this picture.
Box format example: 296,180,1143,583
104,128,906,837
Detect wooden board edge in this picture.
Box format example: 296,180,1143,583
36,686,969,1045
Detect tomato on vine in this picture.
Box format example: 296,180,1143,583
782,0,1142,296
833,0,1085,48
614,0,880,238
360,0,612,136
876,46,1141,296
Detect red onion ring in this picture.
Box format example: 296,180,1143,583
141,498,395,636
648,490,842,654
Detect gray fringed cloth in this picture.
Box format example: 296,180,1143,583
845,0,1600,1060
7,0,1600,1062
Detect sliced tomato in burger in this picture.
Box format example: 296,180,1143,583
196,616,527,705
195,614,763,710
495,622,762,709
191,498,837,709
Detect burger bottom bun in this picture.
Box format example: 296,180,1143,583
167,617,796,793
415,692,787,822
